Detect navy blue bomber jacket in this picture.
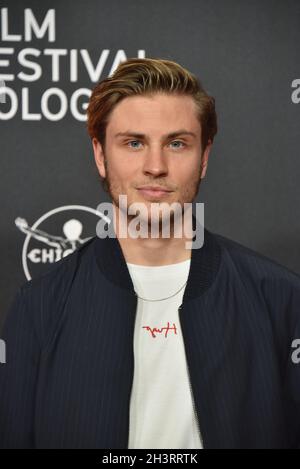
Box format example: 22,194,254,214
1,217,300,449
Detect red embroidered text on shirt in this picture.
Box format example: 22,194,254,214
142,322,178,338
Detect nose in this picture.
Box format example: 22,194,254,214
142,146,168,177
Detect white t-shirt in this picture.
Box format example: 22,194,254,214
127,258,203,449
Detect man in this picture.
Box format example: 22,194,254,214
0,57,300,449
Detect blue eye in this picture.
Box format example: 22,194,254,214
126,140,186,150
127,140,142,149
170,141,185,149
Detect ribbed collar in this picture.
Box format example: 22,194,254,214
93,213,222,302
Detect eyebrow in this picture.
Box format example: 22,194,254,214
114,129,197,140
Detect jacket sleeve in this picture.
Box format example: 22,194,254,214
0,286,41,448
261,271,300,448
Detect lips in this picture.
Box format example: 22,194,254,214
137,187,172,199
137,186,172,192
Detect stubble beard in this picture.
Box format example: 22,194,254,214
101,154,202,238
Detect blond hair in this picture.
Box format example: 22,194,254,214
86,57,217,152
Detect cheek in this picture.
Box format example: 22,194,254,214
107,164,133,193
176,165,200,184
109,155,133,176
118,167,141,190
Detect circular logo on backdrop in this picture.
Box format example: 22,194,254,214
15,205,106,280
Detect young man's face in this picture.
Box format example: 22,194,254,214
92,92,212,224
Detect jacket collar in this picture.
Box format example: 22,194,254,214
93,213,222,303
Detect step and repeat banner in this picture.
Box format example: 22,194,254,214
1,0,300,327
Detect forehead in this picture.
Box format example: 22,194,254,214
106,93,200,135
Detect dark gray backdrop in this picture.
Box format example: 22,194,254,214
1,0,300,328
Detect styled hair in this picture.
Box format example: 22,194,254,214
86,57,217,192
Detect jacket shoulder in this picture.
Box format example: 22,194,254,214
212,231,300,334
10,237,97,348
212,231,300,285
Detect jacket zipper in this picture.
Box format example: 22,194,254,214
127,294,138,448
178,304,204,448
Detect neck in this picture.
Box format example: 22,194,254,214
111,203,193,266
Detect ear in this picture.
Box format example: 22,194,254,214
200,140,213,179
92,138,106,179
